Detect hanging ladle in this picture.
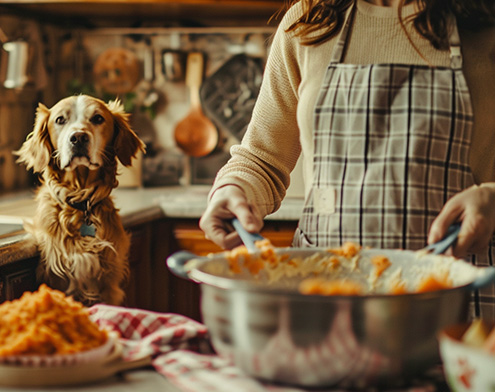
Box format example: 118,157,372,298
174,52,218,158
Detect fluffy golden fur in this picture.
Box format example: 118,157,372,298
15,95,145,306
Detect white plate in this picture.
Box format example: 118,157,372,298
0,332,117,367
0,340,152,387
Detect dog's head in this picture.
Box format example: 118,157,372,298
15,95,145,174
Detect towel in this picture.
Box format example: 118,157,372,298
89,305,448,392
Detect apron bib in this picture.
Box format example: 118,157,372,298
293,4,495,319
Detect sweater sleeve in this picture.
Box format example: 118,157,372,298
209,4,303,218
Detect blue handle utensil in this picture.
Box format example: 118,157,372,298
424,222,462,255
232,218,264,252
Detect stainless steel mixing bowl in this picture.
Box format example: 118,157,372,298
167,247,495,388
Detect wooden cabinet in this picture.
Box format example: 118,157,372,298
124,222,153,309
0,91,38,193
0,0,285,27
0,256,38,302
172,218,296,256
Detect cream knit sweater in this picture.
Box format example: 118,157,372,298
211,0,495,218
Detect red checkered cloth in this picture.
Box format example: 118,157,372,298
89,305,448,392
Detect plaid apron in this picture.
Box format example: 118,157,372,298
293,4,495,319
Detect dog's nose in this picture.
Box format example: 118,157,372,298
70,131,89,147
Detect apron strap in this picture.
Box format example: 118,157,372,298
329,4,355,64
448,14,463,70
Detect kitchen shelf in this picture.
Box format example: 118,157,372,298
0,0,286,27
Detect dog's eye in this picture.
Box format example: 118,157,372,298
55,116,66,125
90,114,105,125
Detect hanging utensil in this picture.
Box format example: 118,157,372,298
200,53,264,140
92,47,140,95
162,49,186,82
2,40,30,89
174,52,218,158
139,45,160,110
162,32,185,82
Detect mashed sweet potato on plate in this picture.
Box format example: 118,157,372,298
0,284,108,358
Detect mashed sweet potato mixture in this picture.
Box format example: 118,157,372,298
299,278,364,296
0,284,108,356
225,240,454,296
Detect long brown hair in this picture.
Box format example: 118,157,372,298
279,0,495,50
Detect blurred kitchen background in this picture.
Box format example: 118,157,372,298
0,0,304,198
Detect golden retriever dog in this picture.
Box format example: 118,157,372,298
15,95,145,306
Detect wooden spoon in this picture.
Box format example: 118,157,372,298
174,52,218,158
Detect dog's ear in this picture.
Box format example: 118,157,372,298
107,100,146,167
14,103,52,173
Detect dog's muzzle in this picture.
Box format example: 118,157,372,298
69,131,90,156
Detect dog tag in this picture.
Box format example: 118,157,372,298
80,223,96,237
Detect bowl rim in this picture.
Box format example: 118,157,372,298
189,247,485,299
194,268,472,299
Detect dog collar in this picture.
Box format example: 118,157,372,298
67,199,96,237
69,199,90,212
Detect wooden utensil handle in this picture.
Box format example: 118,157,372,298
185,52,204,88
185,52,204,107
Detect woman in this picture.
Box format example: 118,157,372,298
199,0,495,319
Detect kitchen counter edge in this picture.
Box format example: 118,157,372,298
0,185,303,264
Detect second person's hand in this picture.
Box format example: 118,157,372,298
199,185,263,250
428,184,495,257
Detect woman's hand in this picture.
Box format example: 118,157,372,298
428,184,495,257
199,185,263,250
